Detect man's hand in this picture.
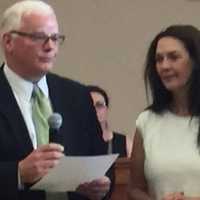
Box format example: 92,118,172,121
76,176,111,200
19,143,64,184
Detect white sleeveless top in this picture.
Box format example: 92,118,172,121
136,110,200,200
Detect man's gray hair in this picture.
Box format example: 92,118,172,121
0,0,55,35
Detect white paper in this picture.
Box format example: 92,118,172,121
31,154,118,192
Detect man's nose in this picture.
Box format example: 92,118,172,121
43,38,58,50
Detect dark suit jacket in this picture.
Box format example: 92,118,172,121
0,67,108,200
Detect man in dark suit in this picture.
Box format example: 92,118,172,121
0,1,111,200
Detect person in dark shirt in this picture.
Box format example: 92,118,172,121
87,85,132,157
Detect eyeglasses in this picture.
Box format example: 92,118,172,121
94,101,106,109
9,30,65,45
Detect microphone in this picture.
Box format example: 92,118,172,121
48,113,63,144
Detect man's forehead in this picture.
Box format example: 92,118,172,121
20,12,58,32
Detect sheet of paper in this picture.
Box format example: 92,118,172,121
32,154,118,192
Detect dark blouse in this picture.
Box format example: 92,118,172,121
107,132,127,157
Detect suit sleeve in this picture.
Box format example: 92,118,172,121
0,116,46,200
0,161,18,199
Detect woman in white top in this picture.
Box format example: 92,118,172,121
128,25,200,200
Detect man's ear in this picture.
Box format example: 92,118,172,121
2,33,14,52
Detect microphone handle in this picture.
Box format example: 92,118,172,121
49,128,61,144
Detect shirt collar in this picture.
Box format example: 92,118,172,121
34,76,49,98
4,64,49,102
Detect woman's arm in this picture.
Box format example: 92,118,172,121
126,134,133,158
127,129,152,200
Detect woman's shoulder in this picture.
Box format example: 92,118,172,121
136,109,167,137
136,109,156,123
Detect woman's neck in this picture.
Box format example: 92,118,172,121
100,120,113,141
171,91,190,116
102,130,113,142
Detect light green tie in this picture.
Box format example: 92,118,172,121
32,86,52,146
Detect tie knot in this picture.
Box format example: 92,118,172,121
32,85,44,100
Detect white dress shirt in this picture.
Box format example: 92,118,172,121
4,64,49,149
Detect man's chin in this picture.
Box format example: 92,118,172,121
31,67,52,81
41,63,54,73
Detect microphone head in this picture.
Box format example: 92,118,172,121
48,113,63,130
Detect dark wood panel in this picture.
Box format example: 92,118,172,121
111,158,130,200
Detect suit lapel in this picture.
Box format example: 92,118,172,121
46,74,65,144
47,75,61,113
0,66,33,155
